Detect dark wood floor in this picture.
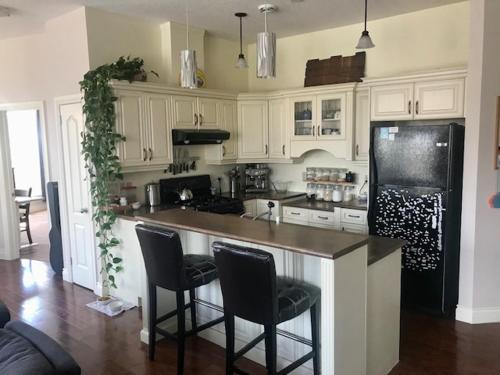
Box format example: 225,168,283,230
1,259,500,374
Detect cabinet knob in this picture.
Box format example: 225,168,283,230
356,144,359,156
265,144,268,155
312,126,315,136
194,113,198,126
408,100,412,114
282,144,285,155
317,125,320,136
199,113,203,126
222,145,226,157
149,148,153,161
143,148,147,161
415,100,419,114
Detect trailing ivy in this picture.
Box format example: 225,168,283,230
80,56,156,291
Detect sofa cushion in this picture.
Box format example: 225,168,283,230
0,329,54,375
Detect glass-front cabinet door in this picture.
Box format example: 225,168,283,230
291,96,316,140
317,93,346,139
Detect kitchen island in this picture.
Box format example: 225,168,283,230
113,209,403,375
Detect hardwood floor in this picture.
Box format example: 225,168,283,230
1,258,500,374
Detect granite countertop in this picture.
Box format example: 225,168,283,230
221,191,306,202
283,197,367,211
367,236,405,265
136,208,369,260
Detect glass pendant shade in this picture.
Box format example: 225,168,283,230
180,49,198,89
235,53,248,69
256,31,276,79
356,30,375,49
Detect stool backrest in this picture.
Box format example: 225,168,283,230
135,224,185,291
212,242,278,325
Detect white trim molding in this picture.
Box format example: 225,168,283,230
456,305,500,324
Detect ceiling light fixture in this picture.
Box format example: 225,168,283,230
235,12,248,69
356,0,375,49
256,4,277,79
180,0,198,89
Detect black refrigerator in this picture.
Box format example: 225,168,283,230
368,120,465,317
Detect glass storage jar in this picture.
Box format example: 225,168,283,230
306,183,316,199
332,185,344,202
315,184,325,200
324,185,334,201
344,186,355,202
319,168,330,181
329,169,339,182
306,167,316,181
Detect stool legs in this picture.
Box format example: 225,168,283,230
176,291,186,375
189,289,197,333
264,325,277,375
148,283,157,361
311,300,321,375
224,314,235,375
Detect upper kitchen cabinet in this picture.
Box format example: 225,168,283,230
114,89,173,172
370,83,414,121
291,93,346,140
354,89,370,162
268,98,289,159
205,100,238,164
172,95,219,129
413,79,465,119
238,100,269,159
370,75,466,121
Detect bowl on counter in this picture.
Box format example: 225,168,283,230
131,201,142,210
273,181,291,193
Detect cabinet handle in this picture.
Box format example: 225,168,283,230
318,216,329,220
143,148,147,161
356,144,359,156
265,144,268,155
317,125,320,136
290,212,301,216
347,214,361,219
408,101,412,114
312,126,315,136
199,113,203,126
194,113,198,126
149,148,153,161
282,144,285,155
415,100,419,114
222,145,226,157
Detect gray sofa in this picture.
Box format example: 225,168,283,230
0,300,81,375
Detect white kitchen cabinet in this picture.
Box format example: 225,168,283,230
340,208,367,226
172,95,198,129
243,199,257,217
354,89,370,161
413,79,465,119
204,100,238,163
370,78,465,121
268,98,289,159
256,199,280,221
238,100,269,159
370,83,414,121
198,97,218,128
115,90,149,168
290,96,316,140
115,89,173,171
309,209,341,228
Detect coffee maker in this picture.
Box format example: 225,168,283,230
245,164,270,193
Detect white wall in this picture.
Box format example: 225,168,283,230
246,2,469,91
457,0,500,324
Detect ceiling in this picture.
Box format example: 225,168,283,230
0,0,465,40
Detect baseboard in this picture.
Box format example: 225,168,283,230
62,267,72,283
456,305,500,324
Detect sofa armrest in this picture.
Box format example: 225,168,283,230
0,301,10,328
5,321,81,375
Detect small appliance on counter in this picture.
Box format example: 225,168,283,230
245,164,270,193
226,166,241,198
145,182,161,207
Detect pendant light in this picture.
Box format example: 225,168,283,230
356,0,375,49
180,1,198,88
235,13,248,69
256,4,277,79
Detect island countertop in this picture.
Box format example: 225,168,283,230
136,208,370,260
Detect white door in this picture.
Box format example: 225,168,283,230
414,79,465,119
370,83,414,121
218,100,238,160
115,90,148,168
60,102,96,290
354,89,370,161
144,94,173,166
198,98,218,128
268,98,289,159
238,101,269,159
172,95,198,129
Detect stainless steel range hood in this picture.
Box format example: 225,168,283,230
172,129,230,145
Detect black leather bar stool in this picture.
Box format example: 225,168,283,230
136,224,224,375
212,242,321,375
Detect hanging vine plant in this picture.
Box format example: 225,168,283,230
80,56,157,294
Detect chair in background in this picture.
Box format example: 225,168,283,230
16,187,33,244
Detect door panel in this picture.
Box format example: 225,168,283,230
238,101,269,159
290,96,316,140
198,98,218,128
115,91,147,167
317,93,346,140
60,102,95,290
354,89,370,161
218,100,238,160
145,94,173,165
371,84,414,121
414,79,465,119
268,98,288,159
172,95,198,129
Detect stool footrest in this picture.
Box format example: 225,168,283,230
186,315,224,337
277,351,314,375
156,303,192,325
235,332,266,360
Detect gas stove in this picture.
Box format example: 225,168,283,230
159,175,244,215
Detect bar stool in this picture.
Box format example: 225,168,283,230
212,242,321,375
136,224,224,375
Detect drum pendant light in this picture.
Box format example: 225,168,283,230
180,1,198,88
235,13,248,69
356,0,375,49
256,4,277,79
